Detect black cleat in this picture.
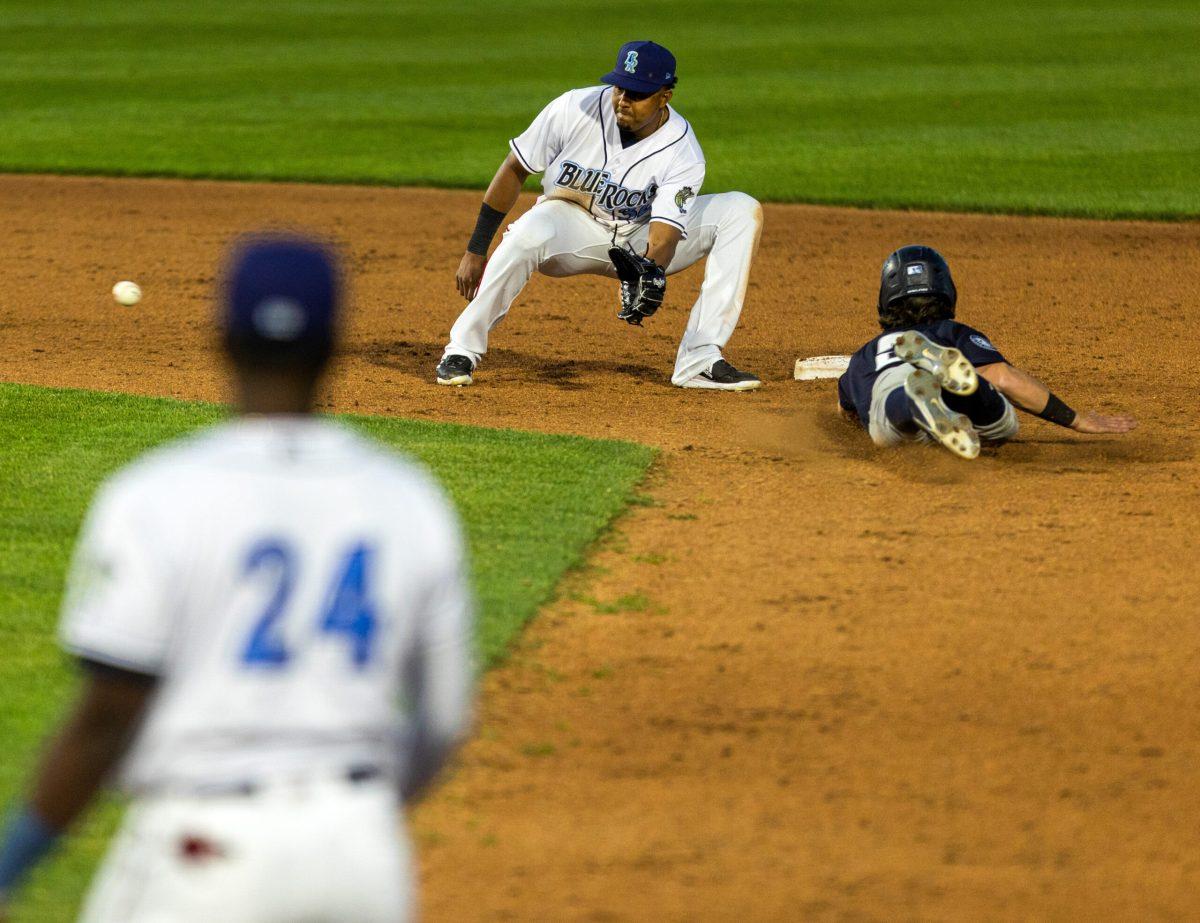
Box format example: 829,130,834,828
436,354,474,386
680,359,761,391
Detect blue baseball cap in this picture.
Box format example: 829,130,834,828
222,235,340,365
601,40,677,93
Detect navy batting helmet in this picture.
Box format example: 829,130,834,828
877,245,957,330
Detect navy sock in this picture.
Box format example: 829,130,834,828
884,387,920,434
943,379,1007,427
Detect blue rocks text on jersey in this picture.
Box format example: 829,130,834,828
554,161,658,221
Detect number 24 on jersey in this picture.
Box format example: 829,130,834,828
239,539,378,669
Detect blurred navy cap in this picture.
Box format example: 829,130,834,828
601,40,677,93
222,235,340,365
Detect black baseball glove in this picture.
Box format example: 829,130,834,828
609,246,666,326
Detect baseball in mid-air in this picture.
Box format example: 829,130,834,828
112,280,142,306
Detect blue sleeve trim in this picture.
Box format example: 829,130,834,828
508,140,537,174
650,216,687,232
0,806,61,894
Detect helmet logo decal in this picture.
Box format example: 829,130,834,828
624,51,639,73
906,264,925,275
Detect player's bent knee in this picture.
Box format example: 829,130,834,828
720,191,762,227
868,412,909,447
502,211,558,252
870,429,917,448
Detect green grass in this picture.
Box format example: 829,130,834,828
0,0,1197,218
0,382,652,921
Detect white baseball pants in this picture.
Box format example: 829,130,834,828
443,191,764,385
78,778,413,923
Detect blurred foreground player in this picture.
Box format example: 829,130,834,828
838,245,1136,459
0,238,474,922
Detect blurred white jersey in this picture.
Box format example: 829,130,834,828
59,416,473,795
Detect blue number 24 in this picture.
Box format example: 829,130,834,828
240,540,378,669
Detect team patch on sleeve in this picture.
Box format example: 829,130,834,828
674,186,695,214
969,334,998,351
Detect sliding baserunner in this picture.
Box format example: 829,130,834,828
838,245,1136,459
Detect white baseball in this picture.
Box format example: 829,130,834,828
112,280,142,306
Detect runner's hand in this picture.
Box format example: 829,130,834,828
1072,411,1137,434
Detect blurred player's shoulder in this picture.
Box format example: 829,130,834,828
92,416,455,522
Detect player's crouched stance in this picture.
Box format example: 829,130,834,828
436,41,763,391
0,239,473,922
838,246,1136,459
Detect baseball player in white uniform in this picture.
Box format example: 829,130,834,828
436,40,765,391
0,239,473,923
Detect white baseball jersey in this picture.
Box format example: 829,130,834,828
510,85,706,238
58,416,473,795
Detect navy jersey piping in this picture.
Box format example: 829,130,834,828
509,139,536,174
597,88,610,167
592,88,611,214
618,119,691,188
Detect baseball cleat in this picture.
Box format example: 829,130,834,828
893,331,978,396
904,368,980,459
680,359,761,391
435,354,474,386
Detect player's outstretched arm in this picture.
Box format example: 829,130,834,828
456,153,533,300
978,362,1137,434
0,665,154,905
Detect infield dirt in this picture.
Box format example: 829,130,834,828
2,175,1198,920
